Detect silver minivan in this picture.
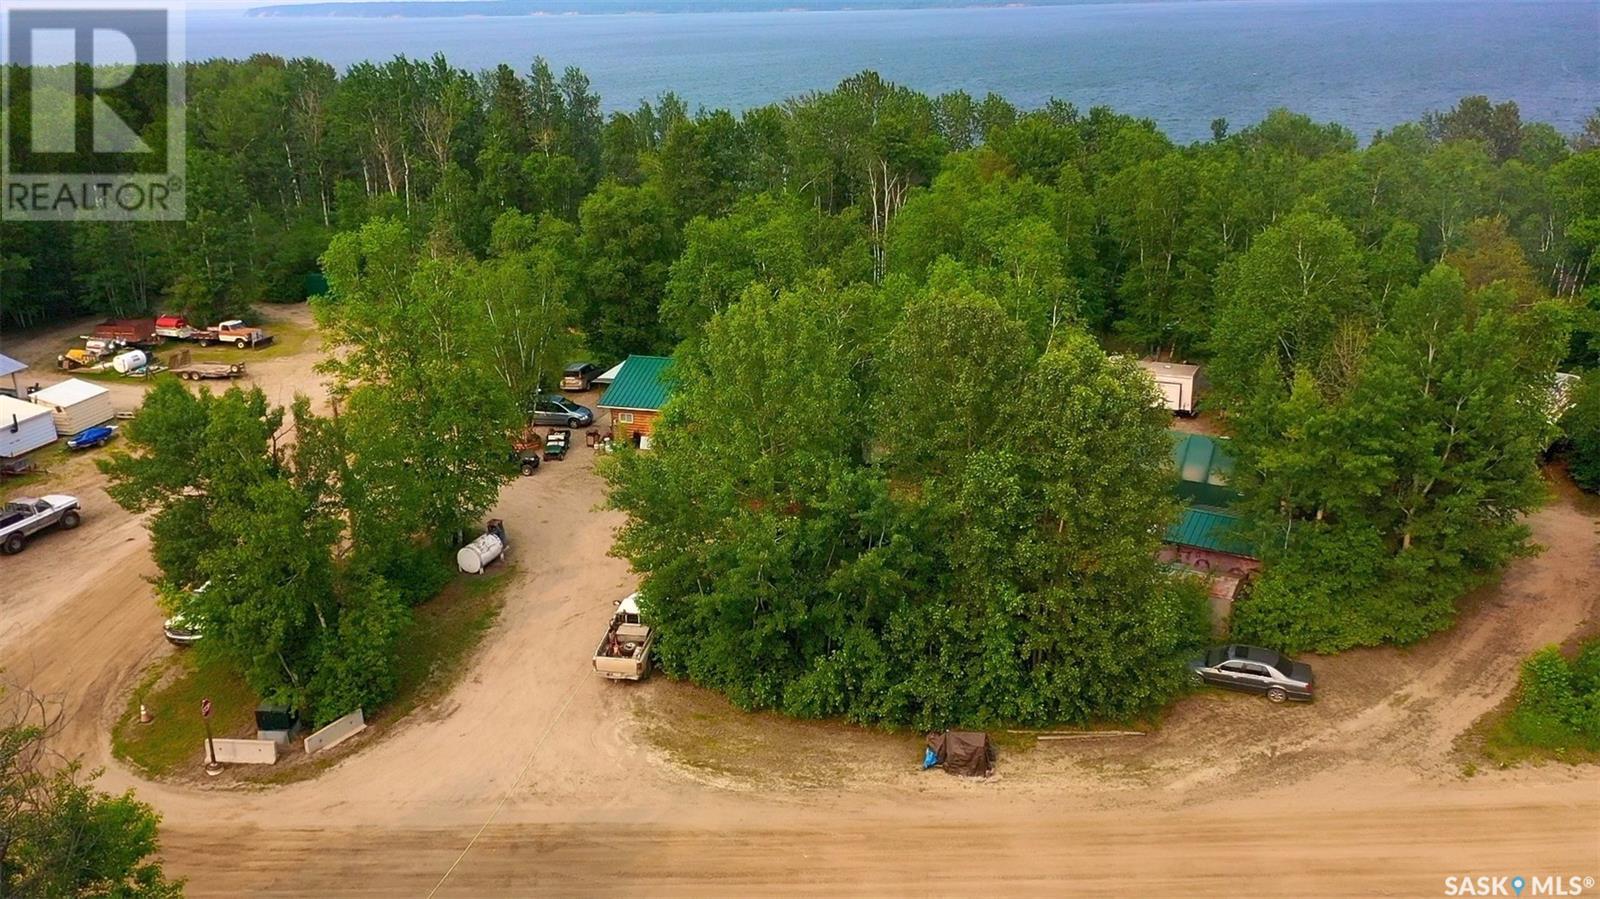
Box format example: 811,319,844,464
532,394,595,428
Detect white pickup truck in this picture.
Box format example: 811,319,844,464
196,320,272,349
0,494,82,554
592,593,653,681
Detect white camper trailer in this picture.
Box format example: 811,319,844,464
1136,359,1202,416
0,395,57,458
29,379,114,435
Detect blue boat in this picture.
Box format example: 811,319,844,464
66,424,118,450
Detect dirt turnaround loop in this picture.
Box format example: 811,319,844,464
1,306,1596,896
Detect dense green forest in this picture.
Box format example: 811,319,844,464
26,54,1600,727
4,58,1595,352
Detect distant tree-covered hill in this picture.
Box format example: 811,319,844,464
247,0,1101,18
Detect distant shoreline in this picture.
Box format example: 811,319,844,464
246,0,1159,19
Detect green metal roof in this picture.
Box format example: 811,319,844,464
1164,506,1258,558
1170,431,1241,508
598,355,674,411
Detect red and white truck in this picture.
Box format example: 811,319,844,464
201,320,272,348
154,316,272,349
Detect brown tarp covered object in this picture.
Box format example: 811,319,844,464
926,730,996,777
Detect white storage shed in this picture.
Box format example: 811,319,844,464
0,395,57,457
30,378,114,435
1136,359,1202,416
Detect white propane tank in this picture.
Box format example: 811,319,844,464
112,350,148,374
456,532,505,574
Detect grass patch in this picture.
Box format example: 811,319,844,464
112,651,258,779
110,564,511,785
1474,709,1600,768
1466,637,1600,768
182,307,315,365
634,680,923,788
380,567,510,722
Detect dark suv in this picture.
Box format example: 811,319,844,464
561,361,603,391
1188,644,1315,703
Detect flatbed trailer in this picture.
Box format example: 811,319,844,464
92,319,162,347
171,360,246,381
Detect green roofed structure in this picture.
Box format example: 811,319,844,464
1165,506,1258,559
597,355,674,448
1164,430,1260,566
1170,431,1241,509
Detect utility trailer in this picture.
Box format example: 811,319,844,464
59,338,124,370
0,458,38,479
169,350,246,381
510,425,544,475
1136,359,1203,416
66,425,117,450
92,319,162,347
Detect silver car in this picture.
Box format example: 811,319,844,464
163,613,203,647
1188,644,1315,703
532,394,594,428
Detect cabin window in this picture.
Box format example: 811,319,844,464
617,412,634,423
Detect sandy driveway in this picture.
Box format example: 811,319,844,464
2,311,1597,896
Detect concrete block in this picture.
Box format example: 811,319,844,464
209,738,277,765
304,709,366,754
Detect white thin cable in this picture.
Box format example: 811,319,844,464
425,669,587,898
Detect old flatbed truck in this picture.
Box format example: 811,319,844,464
592,593,653,681
196,320,272,349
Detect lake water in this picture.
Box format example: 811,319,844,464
183,1,1600,141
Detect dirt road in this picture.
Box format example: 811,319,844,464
158,778,1598,897
3,312,1597,895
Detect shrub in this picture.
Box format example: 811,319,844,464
1561,375,1600,493
1504,642,1600,752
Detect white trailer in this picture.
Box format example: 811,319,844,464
29,378,115,434
0,396,56,457
1136,359,1202,416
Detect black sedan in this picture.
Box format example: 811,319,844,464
1188,644,1315,703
